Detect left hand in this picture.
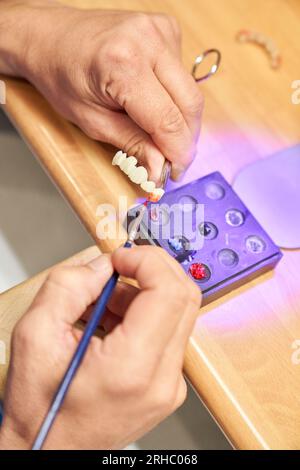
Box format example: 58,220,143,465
0,1,204,182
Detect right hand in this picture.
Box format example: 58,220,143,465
0,246,201,450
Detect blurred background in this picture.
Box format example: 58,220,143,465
0,109,231,449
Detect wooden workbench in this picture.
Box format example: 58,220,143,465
1,0,300,449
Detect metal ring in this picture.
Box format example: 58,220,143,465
192,48,221,82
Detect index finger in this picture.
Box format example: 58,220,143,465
154,52,204,139
110,66,194,175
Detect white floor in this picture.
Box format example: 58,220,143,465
0,110,231,450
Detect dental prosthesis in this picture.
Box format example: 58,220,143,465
236,29,281,69
112,150,165,202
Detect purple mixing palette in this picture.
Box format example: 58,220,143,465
128,172,282,305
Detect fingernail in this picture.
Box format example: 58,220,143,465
171,164,186,181
87,255,113,275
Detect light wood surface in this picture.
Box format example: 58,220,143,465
1,0,300,449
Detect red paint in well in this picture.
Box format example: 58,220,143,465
189,263,207,280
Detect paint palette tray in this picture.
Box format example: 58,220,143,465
127,172,282,305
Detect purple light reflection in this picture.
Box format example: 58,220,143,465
167,127,284,192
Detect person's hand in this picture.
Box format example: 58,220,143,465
0,246,201,450
0,1,203,182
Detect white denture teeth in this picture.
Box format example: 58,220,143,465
140,180,156,193
148,187,165,202
120,156,137,174
153,187,165,198
129,166,148,184
112,150,165,200
112,150,126,166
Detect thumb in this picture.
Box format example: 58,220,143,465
27,255,113,326
79,106,165,184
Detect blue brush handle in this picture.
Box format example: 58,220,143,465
32,241,131,450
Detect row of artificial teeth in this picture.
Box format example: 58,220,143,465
112,150,165,201
236,30,281,69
